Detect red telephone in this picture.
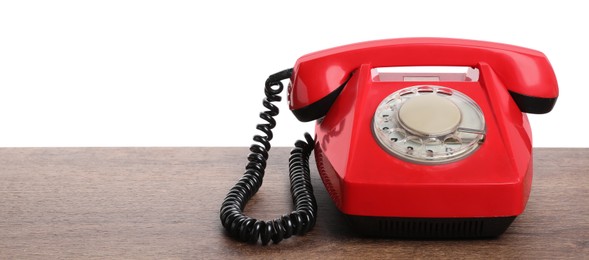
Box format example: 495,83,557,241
221,38,558,245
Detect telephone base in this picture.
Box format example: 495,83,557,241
346,215,516,239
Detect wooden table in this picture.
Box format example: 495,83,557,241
1,148,587,259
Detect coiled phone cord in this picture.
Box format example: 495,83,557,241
219,68,318,245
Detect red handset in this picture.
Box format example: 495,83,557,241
221,38,559,244
289,38,558,121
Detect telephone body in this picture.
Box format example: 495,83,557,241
288,38,558,238
221,38,558,243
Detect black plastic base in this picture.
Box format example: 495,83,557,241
346,215,516,239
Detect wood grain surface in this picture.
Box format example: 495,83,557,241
0,148,587,259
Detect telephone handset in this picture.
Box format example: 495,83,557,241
221,38,558,245
290,38,557,121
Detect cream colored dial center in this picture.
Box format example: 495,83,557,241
398,94,462,136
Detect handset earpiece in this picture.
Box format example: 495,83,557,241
289,76,350,122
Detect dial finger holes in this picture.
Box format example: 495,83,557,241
443,135,463,154
380,122,394,132
405,136,423,154
380,110,394,122
417,86,434,93
388,129,406,143
424,138,442,158
399,89,415,97
436,87,453,96
406,146,414,155
426,149,434,157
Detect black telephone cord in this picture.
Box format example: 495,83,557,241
219,68,318,245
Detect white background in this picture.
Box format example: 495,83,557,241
0,1,586,147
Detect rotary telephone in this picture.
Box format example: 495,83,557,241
220,38,558,245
